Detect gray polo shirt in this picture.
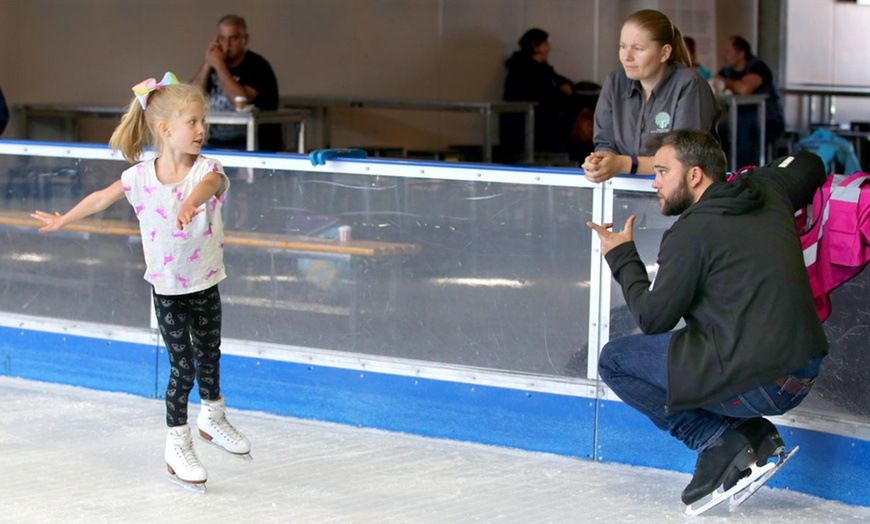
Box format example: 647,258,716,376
594,63,720,156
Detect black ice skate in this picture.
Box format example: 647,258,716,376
722,417,785,490
731,446,799,507
681,429,755,513
684,420,799,516
685,446,799,515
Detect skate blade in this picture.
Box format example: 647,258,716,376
168,475,207,494
199,433,253,461
684,462,776,516
729,446,799,508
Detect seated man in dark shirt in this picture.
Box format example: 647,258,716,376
192,14,282,152
715,35,785,169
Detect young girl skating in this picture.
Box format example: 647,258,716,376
32,72,249,492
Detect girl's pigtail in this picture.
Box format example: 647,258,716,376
109,97,150,163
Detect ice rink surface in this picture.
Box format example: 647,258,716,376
1,375,868,524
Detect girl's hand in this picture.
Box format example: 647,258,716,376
176,202,203,230
176,172,223,229
31,210,65,233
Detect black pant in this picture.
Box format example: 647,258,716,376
152,285,223,427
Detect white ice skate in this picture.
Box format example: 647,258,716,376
197,396,252,460
165,424,207,494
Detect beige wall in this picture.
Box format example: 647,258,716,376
786,0,836,85
0,0,757,150
784,0,870,124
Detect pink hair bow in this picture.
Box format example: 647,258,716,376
132,72,179,110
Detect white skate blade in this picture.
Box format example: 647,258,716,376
729,446,799,508
198,433,253,461
684,462,776,516
168,475,207,494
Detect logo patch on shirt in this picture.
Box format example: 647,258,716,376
654,112,671,130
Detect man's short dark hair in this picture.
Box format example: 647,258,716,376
646,129,728,182
729,35,754,60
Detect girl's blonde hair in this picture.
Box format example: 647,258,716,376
109,83,209,163
624,9,691,68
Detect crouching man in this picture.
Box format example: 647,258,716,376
587,129,828,510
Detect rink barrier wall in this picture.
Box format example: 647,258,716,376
1,142,869,509
0,321,596,460
2,319,870,508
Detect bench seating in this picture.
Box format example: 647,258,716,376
0,210,421,257
0,210,420,330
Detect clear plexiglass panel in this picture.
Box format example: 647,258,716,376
0,151,595,378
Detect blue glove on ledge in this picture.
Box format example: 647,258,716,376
309,148,368,166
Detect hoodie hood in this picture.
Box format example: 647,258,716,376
683,177,763,218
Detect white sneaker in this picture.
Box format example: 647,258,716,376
165,424,207,484
197,396,251,455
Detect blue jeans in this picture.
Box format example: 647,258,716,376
598,332,822,451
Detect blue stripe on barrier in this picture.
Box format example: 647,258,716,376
6,326,595,459
3,326,868,507
217,353,596,458
595,398,870,506
0,326,159,397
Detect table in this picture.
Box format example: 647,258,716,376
280,96,537,163
782,84,870,132
206,108,310,152
718,94,768,168
14,104,310,153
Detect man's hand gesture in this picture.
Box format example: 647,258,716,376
586,215,635,256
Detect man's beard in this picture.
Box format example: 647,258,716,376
661,174,694,216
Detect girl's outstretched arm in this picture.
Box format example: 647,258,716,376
32,180,126,233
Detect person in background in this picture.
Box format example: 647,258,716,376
192,14,281,152
684,36,712,80
31,74,251,492
582,9,720,183
0,86,9,137
715,35,785,170
500,28,575,160
588,128,827,510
